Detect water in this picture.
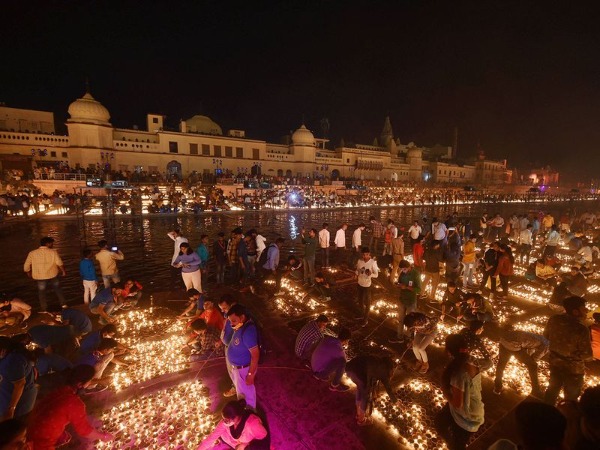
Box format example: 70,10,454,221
1,201,594,304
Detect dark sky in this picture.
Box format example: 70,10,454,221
2,0,600,178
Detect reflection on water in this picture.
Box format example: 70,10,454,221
0,202,593,304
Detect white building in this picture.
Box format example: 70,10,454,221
0,91,512,184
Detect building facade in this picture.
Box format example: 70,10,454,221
0,91,512,184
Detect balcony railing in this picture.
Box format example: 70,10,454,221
35,173,88,181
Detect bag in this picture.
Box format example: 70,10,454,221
241,320,267,364
257,244,275,268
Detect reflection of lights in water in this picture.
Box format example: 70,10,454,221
97,381,213,450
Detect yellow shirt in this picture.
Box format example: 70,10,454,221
463,241,476,263
95,249,124,275
23,246,63,280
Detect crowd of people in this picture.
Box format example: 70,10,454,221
1,202,600,449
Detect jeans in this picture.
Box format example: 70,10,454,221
102,273,121,288
182,270,202,292
357,285,372,321
412,330,437,363
80,279,96,305
517,244,532,264
480,269,497,292
247,255,257,277
397,301,417,339
346,369,369,411
369,236,381,255
499,274,510,295
320,247,330,267
231,365,256,409
494,347,541,395
435,403,473,450
303,255,315,283
544,366,585,404
90,301,116,319
314,356,346,386
36,277,66,311
462,262,475,287
215,261,226,284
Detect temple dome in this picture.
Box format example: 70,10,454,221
185,115,222,135
67,92,111,125
291,124,315,146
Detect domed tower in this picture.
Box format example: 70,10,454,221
66,91,113,150
290,124,316,164
406,144,423,182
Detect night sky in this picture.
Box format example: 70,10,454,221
2,0,600,179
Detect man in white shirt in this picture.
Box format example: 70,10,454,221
318,223,331,268
355,247,379,326
334,223,348,266
352,223,366,252
408,221,422,246
431,218,448,243
168,229,188,289
517,223,533,265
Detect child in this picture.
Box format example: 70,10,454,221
79,248,97,305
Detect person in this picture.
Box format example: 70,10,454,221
237,233,251,285
422,241,442,300
435,333,485,450
489,213,505,241
550,266,588,308
352,223,366,253
408,220,422,247
0,294,31,325
79,248,97,305
0,336,37,420
183,318,222,361
213,232,228,285
334,223,348,265
255,231,267,263
301,228,317,286
495,243,514,298
404,312,438,374
168,228,188,289
313,272,334,301
284,255,303,282
311,327,351,392
120,278,143,307
389,232,405,283
0,418,28,450
543,225,561,259
480,242,499,295
27,324,75,355
382,219,397,256
459,293,494,323
190,297,225,332
27,364,114,449
544,296,593,405
218,295,240,399
89,284,124,325
345,355,397,426
173,242,203,292
23,236,67,311
493,324,548,398
559,385,600,450
197,399,268,450
54,307,92,338
479,213,488,241
412,237,425,271
440,282,465,321
590,312,600,360
262,237,284,296
390,260,421,343
227,228,243,285
369,216,384,255
355,247,379,326
77,338,128,393
535,258,558,283
178,288,205,318
95,240,124,288
226,304,260,409
461,234,477,288
295,314,329,361
318,222,331,268
79,323,119,355
459,321,492,365
196,234,210,283
517,223,533,265
542,212,555,233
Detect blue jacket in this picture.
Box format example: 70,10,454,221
79,258,96,281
